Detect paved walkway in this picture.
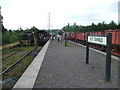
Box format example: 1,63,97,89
33,40,118,88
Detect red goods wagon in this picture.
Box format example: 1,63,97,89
116,30,120,45
76,33,80,40
105,29,120,45
84,32,88,41
71,33,74,38
89,32,94,35
72,33,75,37
75,32,86,44
70,33,74,38
70,33,73,37
89,31,105,36
76,32,85,41
105,29,120,56
94,32,98,35
69,33,72,38
82,32,86,41
69,30,120,57
69,33,76,40
97,31,106,35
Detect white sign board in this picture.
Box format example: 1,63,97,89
88,35,107,46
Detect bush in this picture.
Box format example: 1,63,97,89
2,30,19,45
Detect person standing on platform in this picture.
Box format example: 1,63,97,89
57,34,60,42
51,34,56,41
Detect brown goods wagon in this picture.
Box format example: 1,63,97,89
105,29,120,56
97,31,105,35
78,32,86,41
105,29,120,45
70,33,75,39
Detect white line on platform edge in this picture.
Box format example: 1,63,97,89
69,40,119,61
13,40,50,88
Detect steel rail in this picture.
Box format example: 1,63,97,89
0,47,37,75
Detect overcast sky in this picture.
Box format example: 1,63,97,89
1,0,119,30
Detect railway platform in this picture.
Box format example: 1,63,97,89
13,40,119,88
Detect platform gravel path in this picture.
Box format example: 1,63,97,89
33,41,118,88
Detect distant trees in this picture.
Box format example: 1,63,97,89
2,26,40,45
63,21,119,33
58,30,64,35
108,20,118,29
24,26,39,32
2,20,119,45
2,29,19,45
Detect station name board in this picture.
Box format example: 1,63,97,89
88,35,107,46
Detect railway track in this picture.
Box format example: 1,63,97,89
2,46,36,60
2,46,37,71
2,46,21,61
2,46,42,89
1,47,37,75
4,52,18,59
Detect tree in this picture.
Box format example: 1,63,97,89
91,23,96,32
117,24,120,29
30,26,39,32
108,20,117,29
62,20,118,33
73,23,79,32
2,26,7,33
58,30,64,35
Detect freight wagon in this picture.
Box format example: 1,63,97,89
69,29,120,57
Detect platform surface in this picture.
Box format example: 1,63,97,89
33,40,119,88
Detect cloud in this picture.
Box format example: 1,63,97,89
1,0,119,30
118,1,120,24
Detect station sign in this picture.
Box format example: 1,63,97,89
86,33,112,82
88,35,107,46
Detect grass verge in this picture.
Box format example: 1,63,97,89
2,46,37,71
64,44,72,47
2,46,41,89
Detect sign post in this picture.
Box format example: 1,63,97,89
105,33,112,82
65,33,67,46
86,33,112,82
86,33,89,64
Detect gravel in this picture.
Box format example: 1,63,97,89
33,41,118,88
